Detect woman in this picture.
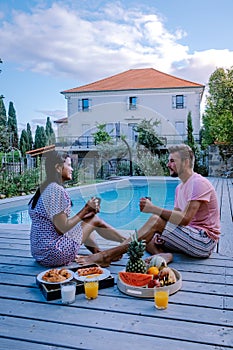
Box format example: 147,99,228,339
29,150,125,267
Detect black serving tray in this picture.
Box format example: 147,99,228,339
36,264,115,301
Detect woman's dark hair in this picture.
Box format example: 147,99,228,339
29,150,70,209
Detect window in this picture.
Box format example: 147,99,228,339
175,121,185,136
82,124,90,134
128,123,138,142
129,96,137,110
172,95,186,109
78,98,91,111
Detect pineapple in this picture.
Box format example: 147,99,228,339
126,231,147,273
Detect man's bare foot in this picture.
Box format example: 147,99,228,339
84,245,101,254
144,253,173,265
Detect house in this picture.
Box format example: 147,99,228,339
57,68,204,150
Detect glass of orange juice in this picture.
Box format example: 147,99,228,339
84,276,99,299
154,286,169,309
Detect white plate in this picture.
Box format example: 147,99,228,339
37,269,74,285
74,268,110,282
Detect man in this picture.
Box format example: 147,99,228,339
76,144,220,267
141,144,220,258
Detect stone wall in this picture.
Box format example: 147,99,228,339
208,145,233,176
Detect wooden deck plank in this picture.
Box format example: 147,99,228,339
1,316,226,350
1,177,233,349
217,179,233,256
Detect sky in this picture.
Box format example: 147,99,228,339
0,0,233,136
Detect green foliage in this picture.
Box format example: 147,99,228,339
134,147,167,176
92,123,112,144
0,96,7,127
96,139,127,161
26,123,33,150
45,117,56,145
184,111,207,174
19,129,29,156
7,101,18,148
34,125,47,149
133,119,164,156
0,167,40,197
186,111,195,148
201,66,233,147
0,97,8,151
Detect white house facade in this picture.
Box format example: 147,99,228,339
57,68,204,149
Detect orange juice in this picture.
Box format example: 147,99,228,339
154,289,169,309
84,280,99,299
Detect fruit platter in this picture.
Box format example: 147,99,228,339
117,232,182,298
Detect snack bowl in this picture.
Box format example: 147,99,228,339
117,268,182,298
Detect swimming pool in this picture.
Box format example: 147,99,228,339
0,177,179,229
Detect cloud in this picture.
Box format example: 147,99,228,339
0,1,232,88
35,109,66,119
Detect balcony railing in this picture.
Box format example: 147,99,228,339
55,134,200,150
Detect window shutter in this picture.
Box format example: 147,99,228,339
89,98,92,111
127,96,130,110
183,96,187,108
78,99,82,111
172,96,176,108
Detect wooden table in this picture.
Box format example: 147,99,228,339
0,177,233,349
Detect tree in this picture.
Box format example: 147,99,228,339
186,111,195,149
34,125,47,149
201,66,233,171
201,67,233,147
19,129,29,156
45,117,55,145
185,111,207,174
0,96,8,151
7,101,19,148
133,118,164,156
26,123,33,150
92,123,112,144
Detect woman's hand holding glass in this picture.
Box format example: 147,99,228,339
81,197,101,219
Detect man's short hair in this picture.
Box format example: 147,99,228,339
168,144,195,168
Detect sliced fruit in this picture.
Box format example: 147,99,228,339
147,266,159,277
118,271,153,287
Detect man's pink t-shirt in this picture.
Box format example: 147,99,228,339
174,173,221,240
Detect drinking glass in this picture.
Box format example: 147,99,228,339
61,281,76,304
84,276,99,299
154,286,169,309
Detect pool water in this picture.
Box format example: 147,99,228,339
0,178,179,229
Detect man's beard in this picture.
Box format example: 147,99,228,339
170,171,178,178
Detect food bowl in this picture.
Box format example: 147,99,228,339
117,268,182,298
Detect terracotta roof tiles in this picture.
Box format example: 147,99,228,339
61,68,204,94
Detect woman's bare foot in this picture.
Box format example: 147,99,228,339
76,244,128,267
75,252,121,267
144,252,173,265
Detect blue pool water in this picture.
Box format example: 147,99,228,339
0,178,179,229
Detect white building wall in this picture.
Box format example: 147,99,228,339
60,87,203,142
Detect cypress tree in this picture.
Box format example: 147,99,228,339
26,123,33,150
0,96,8,151
34,125,47,149
19,129,29,156
7,101,19,148
45,116,55,145
186,111,195,149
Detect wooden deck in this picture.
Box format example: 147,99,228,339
0,177,233,349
